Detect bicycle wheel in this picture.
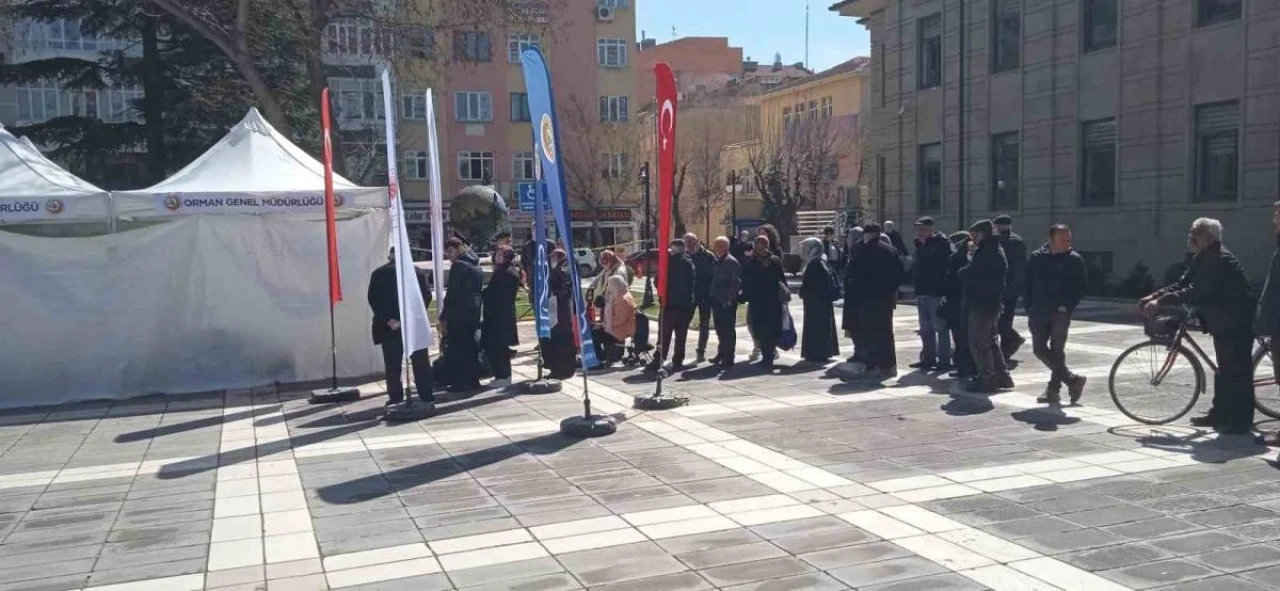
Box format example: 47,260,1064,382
1253,346,1280,420
1109,340,1204,424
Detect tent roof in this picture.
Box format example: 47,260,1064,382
124,108,370,195
0,124,107,199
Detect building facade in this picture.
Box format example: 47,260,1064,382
833,0,1280,283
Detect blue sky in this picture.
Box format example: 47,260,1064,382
635,0,870,72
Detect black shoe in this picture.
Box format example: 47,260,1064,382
671,363,686,372
719,360,735,370
1189,414,1220,428
708,355,722,365
1218,425,1254,436
1067,376,1087,404
696,352,706,363
909,361,934,370
933,363,953,373
384,399,403,407
1036,386,1062,405
1003,337,1026,360
965,377,997,393
996,373,1015,390
950,369,976,379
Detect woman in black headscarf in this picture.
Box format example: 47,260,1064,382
482,246,521,387
545,249,577,379
799,237,839,363
741,235,786,368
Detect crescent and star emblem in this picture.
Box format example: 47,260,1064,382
659,100,674,150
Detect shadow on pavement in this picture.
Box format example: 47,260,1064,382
314,413,629,504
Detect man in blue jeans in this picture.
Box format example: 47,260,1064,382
910,217,954,371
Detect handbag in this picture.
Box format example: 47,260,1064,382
778,303,798,351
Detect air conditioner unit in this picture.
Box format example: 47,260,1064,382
596,6,614,21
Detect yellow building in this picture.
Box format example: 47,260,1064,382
720,57,871,239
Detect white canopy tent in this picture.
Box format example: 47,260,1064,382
113,108,387,218
0,124,111,225
0,109,393,408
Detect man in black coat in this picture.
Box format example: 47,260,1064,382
911,217,953,371
686,233,716,364
842,226,866,363
367,248,435,408
1143,218,1258,434
649,238,697,372
440,237,484,392
942,232,976,378
1025,224,1089,405
1258,203,1280,444
709,236,743,369
848,223,905,380
994,215,1028,360
730,230,752,261
961,220,1012,393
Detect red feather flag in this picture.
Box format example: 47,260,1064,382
320,88,343,304
655,63,677,302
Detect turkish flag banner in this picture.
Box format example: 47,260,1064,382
655,63,677,303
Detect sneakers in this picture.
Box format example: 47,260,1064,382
1066,375,1087,404
1037,385,1062,405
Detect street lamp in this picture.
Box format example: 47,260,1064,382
639,162,654,308
725,169,742,236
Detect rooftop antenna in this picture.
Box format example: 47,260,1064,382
672,25,676,40
805,0,810,70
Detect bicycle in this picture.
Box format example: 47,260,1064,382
1108,305,1280,424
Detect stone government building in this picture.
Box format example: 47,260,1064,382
832,0,1280,284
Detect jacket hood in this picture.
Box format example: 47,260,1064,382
458,249,480,266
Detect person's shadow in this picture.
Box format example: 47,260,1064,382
1011,405,1081,431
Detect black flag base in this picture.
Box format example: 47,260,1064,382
308,386,361,405
633,394,689,410
559,414,616,438
518,379,562,394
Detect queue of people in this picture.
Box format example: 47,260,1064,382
369,206,1280,440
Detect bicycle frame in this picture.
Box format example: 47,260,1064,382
1150,323,1274,388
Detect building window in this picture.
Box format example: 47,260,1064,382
1197,0,1241,27
404,151,429,180
510,92,530,122
991,132,1020,211
597,0,629,7
402,93,426,120
408,31,435,58
1195,101,1239,203
820,96,833,119
1081,118,1116,207
21,19,131,52
454,91,492,122
507,33,540,63
603,153,628,180
918,143,942,213
782,107,793,128
324,22,392,58
331,77,384,126
599,96,629,122
991,0,1021,73
14,82,142,124
807,100,818,120
458,151,494,181
514,152,536,180
597,38,628,67
1083,0,1118,52
453,31,492,61
918,14,942,89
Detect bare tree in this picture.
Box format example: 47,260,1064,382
684,115,729,240
145,0,564,173
745,113,854,246
560,95,644,246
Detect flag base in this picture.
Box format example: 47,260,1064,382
633,395,689,410
559,414,616,438
518,379,562,394
308,386,361,405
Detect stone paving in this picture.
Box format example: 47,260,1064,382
3,303,1280,590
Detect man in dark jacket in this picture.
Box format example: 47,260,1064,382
943,232,976,378
686,233,716,364
730,230,752,261
1143,218,1257,434
842,226,866,363
649,238,696,372
440,237,484,392
961,220,1013,393
368,248,434,408
848,223,905,380
911,217,953,371
994,215,1028,360
709,236,743,369
1025,224,1088,405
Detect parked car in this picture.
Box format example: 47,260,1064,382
625,248,660,278
574,247,599,277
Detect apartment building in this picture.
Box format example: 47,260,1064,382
832,0,1280,282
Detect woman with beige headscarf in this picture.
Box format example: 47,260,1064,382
799,236,840,363
592,273,636,365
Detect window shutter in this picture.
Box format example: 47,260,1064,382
1198,101,1238,133
620,97,628,121
599,96,608,121
1084,120,1116,146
